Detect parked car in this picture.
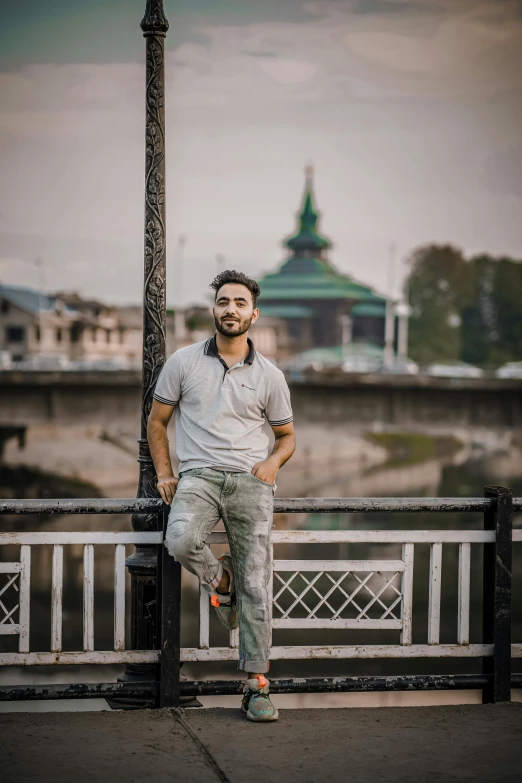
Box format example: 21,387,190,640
342,355,382,373
425,361,484,378
379,357,419,375
68,357,136,371
283,343,385,375
13,354,71,370
281,348,342,373
495,361,522,379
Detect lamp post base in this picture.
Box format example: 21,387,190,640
107,551,201,709
106,665,202,710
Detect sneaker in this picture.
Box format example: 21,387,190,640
210,553,238,631
241,676,279,722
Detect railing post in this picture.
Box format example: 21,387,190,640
159,502,181,708
482,485,513,703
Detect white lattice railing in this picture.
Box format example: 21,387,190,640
0,532,161,666
186,529,522,663
1,528,521,667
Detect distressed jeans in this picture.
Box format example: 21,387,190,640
164,467,274,673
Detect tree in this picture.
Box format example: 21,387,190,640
461,255,522,368
405,246,522,368
404,244,473,366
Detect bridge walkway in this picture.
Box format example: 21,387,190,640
3,703,521,783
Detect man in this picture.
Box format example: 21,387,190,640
147,270,295,722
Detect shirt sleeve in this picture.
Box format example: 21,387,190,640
153,351,182,406
265,372,293,426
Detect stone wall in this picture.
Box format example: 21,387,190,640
1,370,521,431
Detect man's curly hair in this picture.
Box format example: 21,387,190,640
209,270,261,308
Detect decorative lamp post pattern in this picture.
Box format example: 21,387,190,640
114,1,169,705
140,0,169,442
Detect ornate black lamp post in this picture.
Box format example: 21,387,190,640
110,0,169,707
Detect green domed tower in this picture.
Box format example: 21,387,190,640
258,167,386,351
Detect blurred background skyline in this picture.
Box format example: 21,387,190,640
1,0,522,306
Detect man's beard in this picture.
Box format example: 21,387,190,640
214,314,252,337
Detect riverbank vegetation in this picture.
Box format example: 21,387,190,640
365,431,463,467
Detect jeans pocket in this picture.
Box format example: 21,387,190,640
180,468,205,477
249,473,275,488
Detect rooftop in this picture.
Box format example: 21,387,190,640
0,284,75,315
258,169,386,307
351,302,387,318
259,304,313,319
259,256,385,304
281,341,384,370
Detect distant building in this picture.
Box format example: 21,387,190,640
249,313,291,364
58,293,142,366
0,285,142,367
0,285,76,365
257,168,387,353
166,305,214,354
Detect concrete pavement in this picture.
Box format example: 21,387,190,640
3,703,522,783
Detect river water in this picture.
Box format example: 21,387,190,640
1,441,521,710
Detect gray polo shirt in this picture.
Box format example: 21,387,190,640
153,335,293,474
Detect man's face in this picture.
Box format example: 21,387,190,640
213,283,259,337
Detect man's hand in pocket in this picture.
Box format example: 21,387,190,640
251,458,278,485
157,475,179,505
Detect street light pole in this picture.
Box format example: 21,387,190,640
34,257,44,314
384,243,396,370
396,301,411,360
175,235,187,347
215,253,225,277
112,0,169,708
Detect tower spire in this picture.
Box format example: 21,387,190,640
284,164,331,255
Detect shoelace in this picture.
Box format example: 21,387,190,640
252,692,271,703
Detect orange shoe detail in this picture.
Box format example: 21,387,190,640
210,594,220,607
256,675,268,688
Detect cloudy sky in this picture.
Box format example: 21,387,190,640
0,0,521,305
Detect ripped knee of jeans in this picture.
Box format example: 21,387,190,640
165,512,196,559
